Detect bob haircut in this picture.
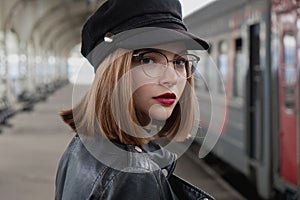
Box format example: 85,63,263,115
60,48,197,146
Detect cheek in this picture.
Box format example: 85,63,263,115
132,67,158,91
132,86,151,112
177,79,187,97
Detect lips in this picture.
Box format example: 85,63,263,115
153,93,176,105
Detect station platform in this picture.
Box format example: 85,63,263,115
0,84,245,200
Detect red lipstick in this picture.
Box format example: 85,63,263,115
153,93,176,105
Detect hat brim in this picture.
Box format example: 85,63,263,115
87,27,209,71
116,27,209,50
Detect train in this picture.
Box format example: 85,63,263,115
186,0,300,199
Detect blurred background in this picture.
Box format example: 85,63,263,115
0,0,299,199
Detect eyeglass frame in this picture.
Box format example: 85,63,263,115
132,50,200,79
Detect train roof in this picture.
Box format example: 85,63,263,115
184,0,252,26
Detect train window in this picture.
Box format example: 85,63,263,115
272,32,280,72
233,38,247,98
283,33,296,110
189,47,211,92
192,53,206,91
218,40,228,94
199,55,209,91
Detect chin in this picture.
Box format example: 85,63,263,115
151,114,170,121
148,105,173,121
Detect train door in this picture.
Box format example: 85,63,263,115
276,4,299,187
248,23,263,162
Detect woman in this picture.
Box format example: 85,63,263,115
55,0,213,199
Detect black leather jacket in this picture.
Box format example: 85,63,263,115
55,135,214,200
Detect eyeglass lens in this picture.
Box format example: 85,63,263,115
138,52,198,78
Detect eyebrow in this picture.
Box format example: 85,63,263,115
134,48,187,57
134,48,161,53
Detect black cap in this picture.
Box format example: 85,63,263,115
81,0,209,71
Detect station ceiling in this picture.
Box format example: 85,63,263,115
0,0,105,56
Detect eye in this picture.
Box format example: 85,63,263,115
174,59,186,68
141,57,154,64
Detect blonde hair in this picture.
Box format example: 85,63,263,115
60,48,196,145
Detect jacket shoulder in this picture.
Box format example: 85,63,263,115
55,135,110,200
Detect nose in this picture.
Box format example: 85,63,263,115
159,62,178,87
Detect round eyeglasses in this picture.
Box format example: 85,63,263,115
132,50,200,79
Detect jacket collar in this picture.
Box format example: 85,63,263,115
77,134,177,177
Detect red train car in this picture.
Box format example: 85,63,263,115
185,0,299,198
273,0,299,196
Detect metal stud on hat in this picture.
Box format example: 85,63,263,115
104,32,114,43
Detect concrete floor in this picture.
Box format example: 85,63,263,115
0,85,74,200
